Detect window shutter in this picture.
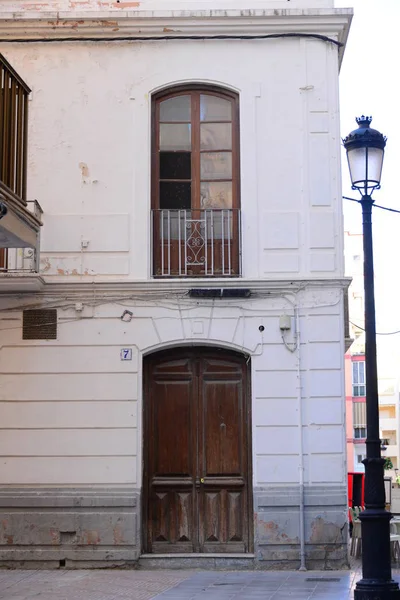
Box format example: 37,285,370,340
353,402,367,427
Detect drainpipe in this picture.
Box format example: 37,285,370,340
296,306,307,571
281,301,306,571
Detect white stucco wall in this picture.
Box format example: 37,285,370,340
0,286,346,489
1,33,344,281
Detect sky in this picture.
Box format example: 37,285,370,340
336,0,400,375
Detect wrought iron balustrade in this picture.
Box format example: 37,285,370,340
0,247,38,273
0,201,42,273
152,209,241,277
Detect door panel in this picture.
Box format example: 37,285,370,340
201,488,245,552
153,380,192,475
144,348,251,554
151,488,195,552
203,380,241,474
199,356,247,552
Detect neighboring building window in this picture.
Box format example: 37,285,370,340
152,86,240,277
352,361,366,396
354,427,366,439
357,454,366,464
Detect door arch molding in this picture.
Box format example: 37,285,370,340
142,339,251,360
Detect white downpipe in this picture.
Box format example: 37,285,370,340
296,306,307,571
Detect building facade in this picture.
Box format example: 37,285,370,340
0,0,352,569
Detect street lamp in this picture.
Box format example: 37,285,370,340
343,117,400,599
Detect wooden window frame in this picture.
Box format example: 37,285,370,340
151,85,241,277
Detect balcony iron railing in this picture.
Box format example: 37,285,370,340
0,53,30,202
0,200,42,273
0,247,38,273
152,209,241,277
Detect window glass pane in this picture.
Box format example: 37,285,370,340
160,211,187,241
201,152,232,180
359,362,365,384
160,181,191,209
160,152,191,180
200,95,232,122
159,95,191,122
205,211,233,240
353,362,359,384
201,182,232,209
160,124,191,151
200,123,232,151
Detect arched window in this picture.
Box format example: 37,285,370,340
152,86,240,277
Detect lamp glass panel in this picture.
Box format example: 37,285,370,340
347,146,384,189
366,147,384,186
347,147,367,188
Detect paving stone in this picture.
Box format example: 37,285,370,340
0,566,398,600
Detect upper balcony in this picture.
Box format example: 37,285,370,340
0,53,43,292
152,209,241,278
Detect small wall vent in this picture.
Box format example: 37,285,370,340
23,309,57,340
189,288,251,299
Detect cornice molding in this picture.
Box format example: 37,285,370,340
0,9,352,57
0,275,351,298
0,274,45,293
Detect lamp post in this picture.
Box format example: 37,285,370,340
343,117,400,599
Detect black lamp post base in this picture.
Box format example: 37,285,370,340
354,581,400,599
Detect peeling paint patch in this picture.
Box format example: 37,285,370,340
113,524,124,544
84,530,100,545
79,162,89,178
257,518,299,545
309,516,345,544
22,3,49,9
100,20,119,27
112,2,140,7
49,528,59,545
40,257,51,273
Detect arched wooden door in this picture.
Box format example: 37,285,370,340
143,347,252,554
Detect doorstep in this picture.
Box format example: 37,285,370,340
139,553,256,570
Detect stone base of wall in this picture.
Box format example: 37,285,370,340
0,485,348,570
0,488,140,568
254,484,349,570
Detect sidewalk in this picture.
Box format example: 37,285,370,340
1,565,399,600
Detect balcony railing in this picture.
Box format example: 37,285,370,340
0,200,42,273
0,247,38,273
0,53,30,203
152,209,241,277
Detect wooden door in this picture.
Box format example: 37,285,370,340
0,248,7,270
143,347,252,554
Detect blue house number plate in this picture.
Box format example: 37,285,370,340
120,348,132,361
